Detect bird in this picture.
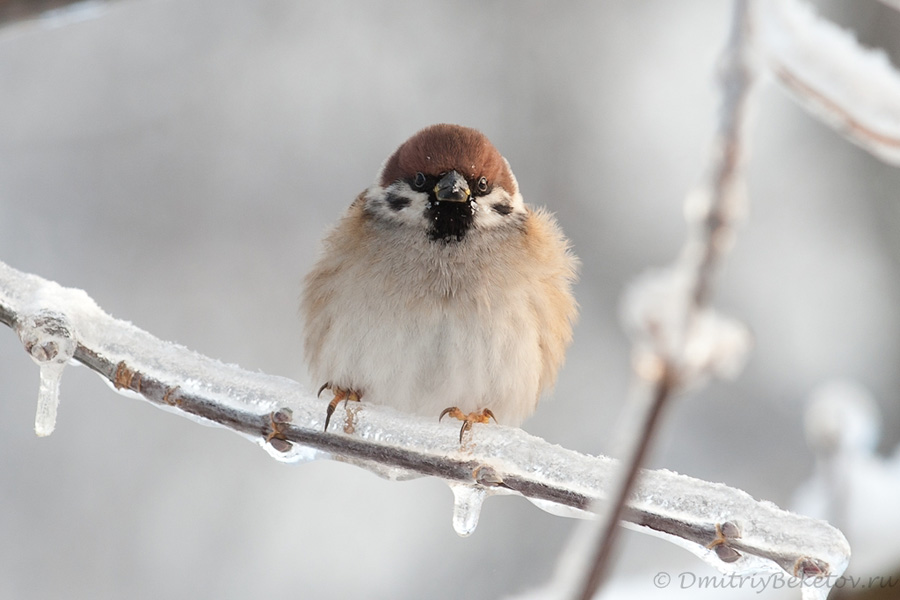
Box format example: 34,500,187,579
301,124,578,441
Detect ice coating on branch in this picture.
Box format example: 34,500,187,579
16,308,77,436
254,407,323,463
620,267,751,386
258,438,321,464
617,467,850,583
268,444,320,463
0,262,285,422
758,0,900,165
16,310,77,366
0,260,849,580
449,483,486,537
527,497,593,520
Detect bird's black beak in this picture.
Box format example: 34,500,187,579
434,171,470,203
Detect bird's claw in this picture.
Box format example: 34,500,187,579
319,383,362,431
439,407,497,443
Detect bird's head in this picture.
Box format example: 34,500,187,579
364,124,526,243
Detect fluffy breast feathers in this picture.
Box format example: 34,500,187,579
301,195,578,426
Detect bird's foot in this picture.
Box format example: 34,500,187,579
318,382,362,432
439,407,497,443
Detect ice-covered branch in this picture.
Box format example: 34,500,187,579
0,259,848,583
759,0,900,165
564,3,759,598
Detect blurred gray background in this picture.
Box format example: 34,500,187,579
1,1,899,598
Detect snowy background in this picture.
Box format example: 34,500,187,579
1,1,899,598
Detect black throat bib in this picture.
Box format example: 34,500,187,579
426,200,474,243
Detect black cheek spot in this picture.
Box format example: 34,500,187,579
491,202,513,216
386,192,411,211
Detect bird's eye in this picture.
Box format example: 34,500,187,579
477,176,489,194
413,172,427,189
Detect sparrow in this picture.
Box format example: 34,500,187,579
301,124,578,440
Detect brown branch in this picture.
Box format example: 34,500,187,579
574,1,759,597
577,364,678,600
772,62,900,151
758,0,900,166
0,259,847,582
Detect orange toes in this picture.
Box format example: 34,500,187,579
439,407,498,442
320,383,362,432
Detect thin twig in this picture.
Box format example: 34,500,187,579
573,2,758,598
577,364,677,600
771,63,900,151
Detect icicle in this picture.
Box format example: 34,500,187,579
16,310,77,437
35,363,64,436
449,483,486,537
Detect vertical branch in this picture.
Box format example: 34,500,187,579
693,0,756,309
572,1,759,598
691,19,754,310
575,365,678,600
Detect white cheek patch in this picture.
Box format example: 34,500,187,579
472,189,525,229
366,184,430,229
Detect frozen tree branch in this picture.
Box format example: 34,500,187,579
759,0,900,165
0,259,848,583
563,2,759,598
558,0,900,595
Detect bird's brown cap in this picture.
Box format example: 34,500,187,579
379,124,517,194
